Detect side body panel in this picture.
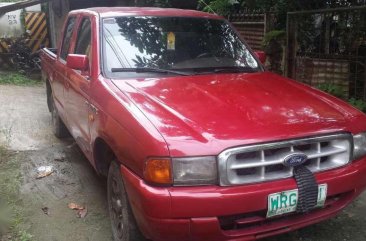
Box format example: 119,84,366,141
64,14,94,159
44,10,170,175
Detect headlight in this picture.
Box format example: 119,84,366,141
172,157,218,186
353,132,366,160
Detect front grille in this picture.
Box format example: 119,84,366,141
218,133,352,186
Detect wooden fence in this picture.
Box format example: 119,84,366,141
228,12,274,50
295,57,350,98
286,6,366,101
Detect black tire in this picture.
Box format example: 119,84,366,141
46,81,53,112
51,98,69,138
108,161,146,241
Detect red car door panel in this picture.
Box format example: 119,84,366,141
65,16,93,159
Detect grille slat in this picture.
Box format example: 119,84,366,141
218,133,352,186
305,146,347,159
230,159,284,169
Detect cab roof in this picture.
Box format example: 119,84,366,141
72,7,224,19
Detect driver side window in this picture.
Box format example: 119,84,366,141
60,17,76,60
74,18,92,60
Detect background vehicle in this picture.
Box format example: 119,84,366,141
41,7,366,241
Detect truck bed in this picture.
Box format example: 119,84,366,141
41,47,57,76
42,48,57,59
41,47,58,112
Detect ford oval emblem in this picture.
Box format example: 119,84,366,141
283,153,308,167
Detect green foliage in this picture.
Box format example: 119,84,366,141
151,0,171,7
317,83,366,113
0,73,40,86
0,148,27,241
217,0,366,30
348,98,366,112
137,0,199,8
138,0,171,7
199,0,359,29
243,0,364,11
18,230,33,241
317,83,345,99
262,30,286,47
198,0,239,16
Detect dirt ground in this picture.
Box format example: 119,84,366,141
0,84,366,241
0,84,112,241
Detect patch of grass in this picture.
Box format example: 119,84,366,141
0,125,13,147
0,73,40,86
18,230,33,241
0,146,6,157
0,147,32,241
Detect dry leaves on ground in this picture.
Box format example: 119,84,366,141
68,203,88,218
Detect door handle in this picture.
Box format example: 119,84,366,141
90,104,98,114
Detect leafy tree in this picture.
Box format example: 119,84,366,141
135,0,198,8
199,0,366,29
198,0,240,16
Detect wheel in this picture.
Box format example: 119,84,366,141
108,161,146,241
51,98,69,138
46,81,52,112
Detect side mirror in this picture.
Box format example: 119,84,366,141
66,54,89,71
255,51,267,65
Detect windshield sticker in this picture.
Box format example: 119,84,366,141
167,32,175,50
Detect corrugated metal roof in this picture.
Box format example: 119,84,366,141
0,0,50,15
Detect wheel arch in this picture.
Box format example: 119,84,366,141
93,137,118,177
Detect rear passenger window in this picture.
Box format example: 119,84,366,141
60,17,76,60
74,18,92,57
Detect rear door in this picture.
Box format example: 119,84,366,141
53,16,77,121
65,16,93,158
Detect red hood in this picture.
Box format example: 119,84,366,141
111,72,366,156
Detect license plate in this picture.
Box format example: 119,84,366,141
267,184,327,218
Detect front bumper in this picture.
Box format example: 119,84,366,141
120,157,366,241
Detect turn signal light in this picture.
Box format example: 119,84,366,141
144,158,172,185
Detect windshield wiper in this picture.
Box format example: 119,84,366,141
190,66,258,75
213,66,258,73
111,67,191,76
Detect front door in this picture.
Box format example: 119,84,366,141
53,16,77,119
65,17,93,158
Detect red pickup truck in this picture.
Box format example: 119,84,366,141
41,7,366,241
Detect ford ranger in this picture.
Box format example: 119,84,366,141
41,7,366,241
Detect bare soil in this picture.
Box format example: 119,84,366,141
0,84,112,241
0,83,366,241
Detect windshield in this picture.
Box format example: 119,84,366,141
102,16,260,77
